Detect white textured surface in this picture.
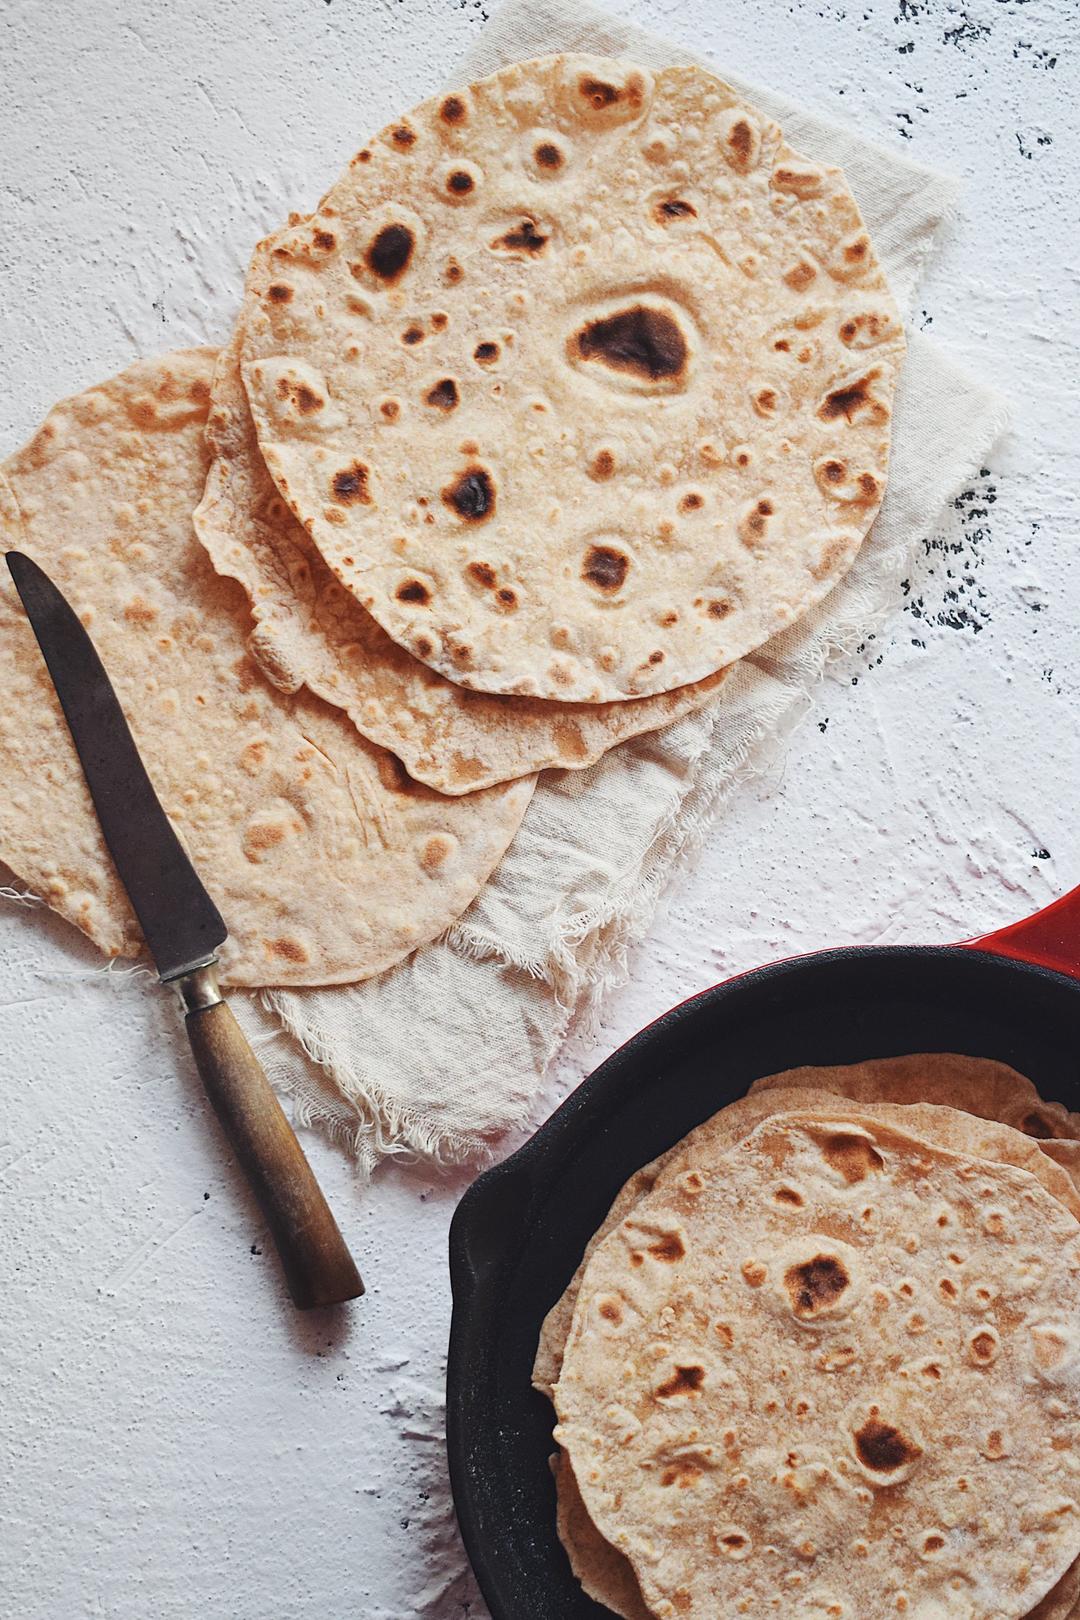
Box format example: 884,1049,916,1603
0,1,1077,1616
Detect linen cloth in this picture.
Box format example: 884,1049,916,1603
234,0,1008,1174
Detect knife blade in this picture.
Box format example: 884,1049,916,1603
6,549,363,1309
6,550,227,981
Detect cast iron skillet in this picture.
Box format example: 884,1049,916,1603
446,887,1080,1619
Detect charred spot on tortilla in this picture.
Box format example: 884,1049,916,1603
443,467,495,523
366,223,415,283
656,198,697,222
425,378,459,411
818,371,883,424
575,306,687,381
583,545,629,592
491,218,548,256
331,463,371,505
396,579,431,605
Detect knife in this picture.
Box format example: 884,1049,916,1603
6,550,363,1310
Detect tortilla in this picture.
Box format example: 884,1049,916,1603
555,1109,1080,1619
750,1052,1080,1154
195,318,730,795
534,1080,1080,1401
239,53,904,702
0,350,532,987
552,1447,653,1620
1033,1557,1080,1620
535,1075,1080,1620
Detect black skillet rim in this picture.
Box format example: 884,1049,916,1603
447,941,1080,1620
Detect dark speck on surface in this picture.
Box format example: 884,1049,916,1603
943,16,992,49
1014,43,1057,69
902,473,999,639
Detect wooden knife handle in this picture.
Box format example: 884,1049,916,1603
181,977,363,1310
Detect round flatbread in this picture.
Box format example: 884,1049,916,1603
0,351,532,987
534,1078,1080,1400
555,1109,1080,1619
239,53,904,702
536,1082,1080,1620
195,317,729,795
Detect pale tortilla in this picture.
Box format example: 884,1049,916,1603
551,1447,652,1620
535,1064,1080,1619
555,1109,1080,1619
239,53,904,702
750,1051,1080,1151
534,1073,1080,1399
0,350,532,987
195,317,730,794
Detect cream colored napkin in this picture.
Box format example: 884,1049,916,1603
234,0,1008,1175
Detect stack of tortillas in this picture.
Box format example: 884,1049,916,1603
0,52,903,987
536,1055,1080,1619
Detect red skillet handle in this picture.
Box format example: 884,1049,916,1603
960,883,1080,982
